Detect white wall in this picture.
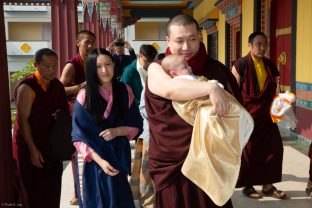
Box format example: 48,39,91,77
4,5,83,72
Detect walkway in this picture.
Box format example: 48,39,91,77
60,145,312,208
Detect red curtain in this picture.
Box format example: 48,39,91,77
51,0,78,78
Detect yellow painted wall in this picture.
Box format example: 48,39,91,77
217,12,226,64
296,0,312,83
193,0,217,24
241,0,254,56
135,22,159,40
201,29,207,51
193,0,216,55
9,22,42,41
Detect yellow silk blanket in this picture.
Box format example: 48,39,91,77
172,76,254,206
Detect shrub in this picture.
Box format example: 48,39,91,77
10,59,35,82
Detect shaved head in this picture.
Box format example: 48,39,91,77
166,14,199,37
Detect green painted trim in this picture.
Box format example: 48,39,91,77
279,125,311,148
296,82,312,91
296,99,312,110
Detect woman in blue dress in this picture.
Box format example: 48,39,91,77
72,48,143,208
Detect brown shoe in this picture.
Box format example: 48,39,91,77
262,186,287,199
242,186,262,199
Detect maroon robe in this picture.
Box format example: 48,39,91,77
234,52,283,187
13,73,68,208
145,43,240,208
309,143,312,181
65,53,86,105
66,53,86,87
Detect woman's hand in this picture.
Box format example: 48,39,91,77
99,159,119,176
89,151,119,176
99,128,117,141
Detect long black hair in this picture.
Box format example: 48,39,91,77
85,48,127,125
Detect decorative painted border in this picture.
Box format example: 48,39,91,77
215,0,241,24
276,27,292,37
261,0,271,56
229,21,240,63
205,25,218,35
296,82,312,110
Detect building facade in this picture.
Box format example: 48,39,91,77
194,0,312,142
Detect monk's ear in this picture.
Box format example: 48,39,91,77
166,36,170,44
76,40,80,47
248,42,252,50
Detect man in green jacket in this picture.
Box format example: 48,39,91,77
121,44,157,107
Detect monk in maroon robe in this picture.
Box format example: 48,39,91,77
145,14,241,208
13,48,68,208
60,30,95,205
60,30,96,111
232,32,286,199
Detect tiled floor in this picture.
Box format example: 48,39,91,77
60,143,312,208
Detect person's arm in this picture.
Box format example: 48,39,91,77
125,41,136,60
99,126,129,141
89,151,119,176
129,49,136,61
60,63,85,96
106,40,116,52
231,65,241,87
147,62,229,115
139,89,147,120
16,84,44,168
124,41,134,51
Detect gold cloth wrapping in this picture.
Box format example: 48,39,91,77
172,77,254,206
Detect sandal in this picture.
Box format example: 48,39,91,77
242,186,262,199
262,186,287,199
69,198,79,205
306,187,312,198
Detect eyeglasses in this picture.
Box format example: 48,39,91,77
253,42,268,47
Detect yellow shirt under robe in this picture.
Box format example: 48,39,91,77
252,55,267,90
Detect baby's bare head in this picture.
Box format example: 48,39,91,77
161,54,192,77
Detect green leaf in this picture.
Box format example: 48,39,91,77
10,59,35,82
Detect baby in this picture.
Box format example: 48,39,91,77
160,54,254,206
161,54,224,88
